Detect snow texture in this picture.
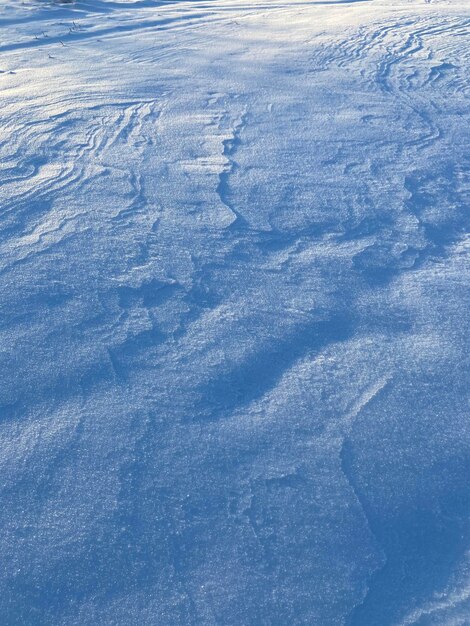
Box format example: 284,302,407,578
0,0,469,624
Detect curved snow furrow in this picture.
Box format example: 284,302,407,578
328,15,469,105
216,109,250,229
304,12,469,284
0,92,168,267
0,129,98,249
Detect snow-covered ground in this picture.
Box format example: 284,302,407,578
0,0,469,623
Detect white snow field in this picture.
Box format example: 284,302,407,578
0,0,469,623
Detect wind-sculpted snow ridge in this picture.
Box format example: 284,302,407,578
0,0,469,623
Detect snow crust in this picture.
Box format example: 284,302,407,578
0,0,469,623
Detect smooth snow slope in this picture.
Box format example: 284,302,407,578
0,0,469,624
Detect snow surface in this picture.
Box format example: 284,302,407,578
0,0,469,623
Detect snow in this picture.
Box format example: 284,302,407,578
0,0,469,623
